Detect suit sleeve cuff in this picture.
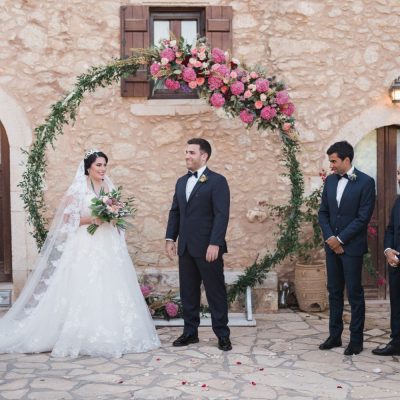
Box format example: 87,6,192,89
384,248,392,256
336,236,343,244
165,238,175,242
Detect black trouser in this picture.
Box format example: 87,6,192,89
326,253,365,345
179,250,230,338
389,265,400,345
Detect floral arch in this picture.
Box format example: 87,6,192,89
19,38,304,302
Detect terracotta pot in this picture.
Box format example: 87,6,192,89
294,260,327,312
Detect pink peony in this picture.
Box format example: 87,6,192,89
182,67,197,82
160,48,175,62
240,110,254,124
165,302,179,317
208,76,223,90
230,81,245,96
280,102,295,116
230,71,237,79
244,90,252,99
250,71,259,79
210,92,225,108
260,106,277,120
165,78,180,91
275,90,290,105
211,47,226,63
140,285,152,297
255,78,269,93
150,63,161,76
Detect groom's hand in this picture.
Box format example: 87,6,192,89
165,240,176,260
206,245,219,262
326,236,344,254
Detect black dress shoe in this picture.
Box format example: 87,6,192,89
172,333,199,347
218,336,232,351
344,342,363,355
319,337,342,350
372,343,400,356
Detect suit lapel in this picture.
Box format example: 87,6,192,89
187,167,209,204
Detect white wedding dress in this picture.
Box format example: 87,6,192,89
0,162,160,358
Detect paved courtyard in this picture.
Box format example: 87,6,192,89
0,302,399,400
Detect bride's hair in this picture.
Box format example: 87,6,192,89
84,151,108,175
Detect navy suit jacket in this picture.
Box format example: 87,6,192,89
166,167,230,257
384,196,400,252
318,168,376,256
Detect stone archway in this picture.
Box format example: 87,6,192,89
0,86,33,296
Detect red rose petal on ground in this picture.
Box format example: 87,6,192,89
156,358,161,361
117,380,124,384
181,381,187,385
201,384,207,388
236,361,242,365
259,368,264,371
251,381,256,386
337,385,342,389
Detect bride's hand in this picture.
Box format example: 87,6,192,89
91,217,103,226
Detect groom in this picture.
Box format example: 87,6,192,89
318,141,375,355
165,138,231,351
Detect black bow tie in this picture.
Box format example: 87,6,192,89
187,171,198,178
336,173,349,180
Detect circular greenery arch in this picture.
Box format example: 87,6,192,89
19,52,304,303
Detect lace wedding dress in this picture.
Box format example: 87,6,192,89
0,162,160,358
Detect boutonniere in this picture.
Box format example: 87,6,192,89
348,172,357,181
199,174,208,183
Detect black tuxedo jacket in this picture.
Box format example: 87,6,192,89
166,167,230,257
318,168,376,256
384,196,400,252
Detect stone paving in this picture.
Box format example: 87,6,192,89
0,302,399,400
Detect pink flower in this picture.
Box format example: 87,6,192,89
276,90,290,105
230,71,238,79
165,78,180,91
282,122,292,132
280,102,295,116
255,100,263,109
160,48,175,62
250,71,259,79
230,81,245,96
239,110,254,124
244,90,252,99
196,77,205,86
150,63,161,77
182,67,197,83
220,85,228,94
208,76,223,90
140,285,152,297
165,302,179,317
260,106,277,120
188,81,198,89
368,225,377,237
215,64,230,77
210,92,225,108
255,78,269,93
211,47,226,63
377,276,386,286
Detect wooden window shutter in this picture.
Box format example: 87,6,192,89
205,6,233,54
120,5,150,97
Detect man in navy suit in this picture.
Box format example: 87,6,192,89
165,138,231,351
372,166,400,356
318,141,375,355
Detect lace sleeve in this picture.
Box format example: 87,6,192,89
62,192,82,234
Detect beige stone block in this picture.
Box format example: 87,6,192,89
17,24,47,50
111,143,136,160
150,122,183,146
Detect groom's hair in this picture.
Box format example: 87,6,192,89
187,138,212,160
327,141,354,162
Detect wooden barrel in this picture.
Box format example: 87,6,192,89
294,261,328,312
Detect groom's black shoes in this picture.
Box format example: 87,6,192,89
372,343,400,356
344,342,363,355
173,333,199,347
319,336,342,350
218,336,232,351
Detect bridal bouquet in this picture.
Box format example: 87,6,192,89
87,186,135,235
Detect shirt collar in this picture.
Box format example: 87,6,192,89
346,166,354,175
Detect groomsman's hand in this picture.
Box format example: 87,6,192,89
385,249,400,267
206,245,219,262
326,236,344,254
165,241,176,260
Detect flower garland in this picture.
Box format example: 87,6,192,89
19,40,303,303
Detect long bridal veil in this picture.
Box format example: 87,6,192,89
0,160,114,326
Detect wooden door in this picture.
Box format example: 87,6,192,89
0,121,12,282
363,125,399,299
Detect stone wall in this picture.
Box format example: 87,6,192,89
1,0,400,296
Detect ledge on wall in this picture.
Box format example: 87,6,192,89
130,99,211,116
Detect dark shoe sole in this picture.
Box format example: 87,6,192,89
172,337,199,347
372,349,400,356
218,344,232,351
344,348,363,355
319,342,342,350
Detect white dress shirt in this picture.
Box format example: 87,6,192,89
186,165,207,201
336,166,354,207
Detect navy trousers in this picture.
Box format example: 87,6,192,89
389,265,400,345
179,250,230,338
326,253,365,344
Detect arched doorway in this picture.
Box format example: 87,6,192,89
354,125,400,299
0,121,12,282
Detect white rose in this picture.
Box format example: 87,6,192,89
161,57,169,65
260,94,267,101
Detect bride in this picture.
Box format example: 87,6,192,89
0,150,160,358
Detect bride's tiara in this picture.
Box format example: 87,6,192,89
84,149,100,159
